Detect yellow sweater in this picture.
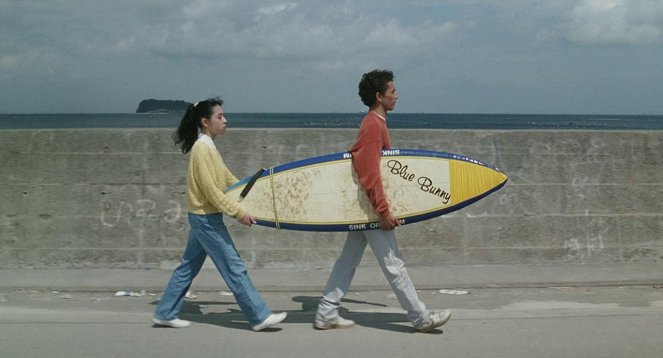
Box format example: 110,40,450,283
187,135,246,219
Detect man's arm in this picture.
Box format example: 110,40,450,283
350,119,399,230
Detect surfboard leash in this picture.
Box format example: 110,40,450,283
238,168,265,202
268,166,280,230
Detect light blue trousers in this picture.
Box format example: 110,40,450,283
154,213,271,326
316,229,429,326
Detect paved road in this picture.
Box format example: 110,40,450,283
2,285,662,358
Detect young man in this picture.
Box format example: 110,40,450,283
314,70,451,332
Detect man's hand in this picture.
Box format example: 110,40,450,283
379,212,400,231
238,213,257,227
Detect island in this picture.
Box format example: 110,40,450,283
136,99,191,113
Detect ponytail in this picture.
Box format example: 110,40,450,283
172,97,223,154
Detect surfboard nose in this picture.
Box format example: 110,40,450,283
449,160,508,205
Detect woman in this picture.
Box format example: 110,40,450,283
153,97,286,331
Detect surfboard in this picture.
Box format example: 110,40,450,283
224,149,508,231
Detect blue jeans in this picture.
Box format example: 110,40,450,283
154,213,271,326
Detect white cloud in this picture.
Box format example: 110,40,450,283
565,0,663,45
257,2,297,16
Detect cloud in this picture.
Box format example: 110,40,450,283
0,50,53,72
565,0,663,45
257,2,297,17
1,0,662,113
0,0,464,112
435,0,663,47
138,1,459,63
0,0,469,73
0,55,21,69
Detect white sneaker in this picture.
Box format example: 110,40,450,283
414,309,451,333
251,312,287,332
314,316,355,330
185,291,197,300
152,317,191,328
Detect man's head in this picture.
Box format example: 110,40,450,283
358,69,396,108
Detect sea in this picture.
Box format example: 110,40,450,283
1,112,662,130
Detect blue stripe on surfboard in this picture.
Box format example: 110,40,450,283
226,148,507,231
395,149,503,172
226,148,505,193
269,148,505,174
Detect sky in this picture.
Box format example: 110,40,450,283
1,0,662,114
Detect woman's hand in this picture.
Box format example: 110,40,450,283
238,213,257,227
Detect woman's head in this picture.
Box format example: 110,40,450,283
200,102,227,138
173,97,224,154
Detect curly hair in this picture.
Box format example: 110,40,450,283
358,69,394,107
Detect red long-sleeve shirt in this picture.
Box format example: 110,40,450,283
348,112,392,217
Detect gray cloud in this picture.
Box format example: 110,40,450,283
1,0,662,114
565,0,663,45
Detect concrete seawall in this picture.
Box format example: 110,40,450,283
1,129,661,269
